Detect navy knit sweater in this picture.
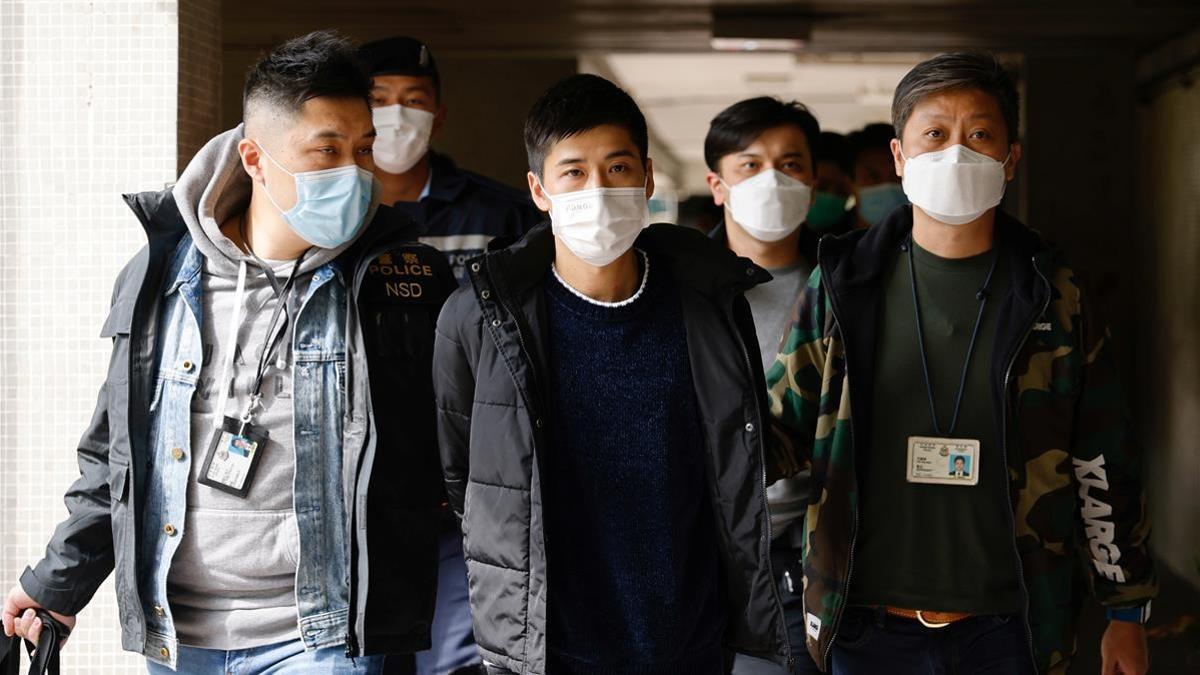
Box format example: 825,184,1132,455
542,251,726,675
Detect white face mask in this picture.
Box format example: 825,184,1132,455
371,104,436,174
901,144,1010,225
722,169,812,242
541,182,650,268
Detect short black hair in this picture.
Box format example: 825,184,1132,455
818,131,853,176
704,97,821,172
892,52,1020,144
523,74,649,179
848,123,896,170
243,30,372,123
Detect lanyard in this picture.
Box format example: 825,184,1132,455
212,219,306,425
906,234,999,437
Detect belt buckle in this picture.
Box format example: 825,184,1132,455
916,610,952,629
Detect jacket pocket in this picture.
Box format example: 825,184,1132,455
108,461,130,504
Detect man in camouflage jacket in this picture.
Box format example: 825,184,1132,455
767,52,1155,675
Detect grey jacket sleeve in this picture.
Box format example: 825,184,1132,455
18,265,136,615
432,291,477,519
19,382,118,615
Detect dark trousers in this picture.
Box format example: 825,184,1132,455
831,607,1035,675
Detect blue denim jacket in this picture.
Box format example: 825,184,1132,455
136,237,350,668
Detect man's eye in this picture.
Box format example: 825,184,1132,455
741,161,758,170
970,130,988,140
611,164,627,173
925,129,942,139
562,169,583,178
359,146,373,155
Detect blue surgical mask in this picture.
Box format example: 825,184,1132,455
257,142,375,249
856,182,908,226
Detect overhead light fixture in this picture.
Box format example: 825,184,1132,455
711,9,812,52
711,37,806,52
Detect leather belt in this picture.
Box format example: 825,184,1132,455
884,606,973,628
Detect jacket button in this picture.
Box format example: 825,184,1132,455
170,448,185,461
481,290,491,300
492,319,501,327
154,605,165,617
159,647,170,658
535,418,544,429
471,263,481,273
745,267,755,276
745,422,755,432
163,524,176,536
181,360,193,371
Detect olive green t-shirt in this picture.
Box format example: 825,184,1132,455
849,240,1023,615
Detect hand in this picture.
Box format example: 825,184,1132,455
1101,620,1149,675
1,585,76,648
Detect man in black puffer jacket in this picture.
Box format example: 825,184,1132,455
432,74,794,675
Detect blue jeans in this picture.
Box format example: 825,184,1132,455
414,529,480,675
145,639,384,674
831,607,1035,675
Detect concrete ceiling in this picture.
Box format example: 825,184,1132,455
223,1,1200,56
585,51,928,192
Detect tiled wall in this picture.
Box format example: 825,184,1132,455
0,2,180,672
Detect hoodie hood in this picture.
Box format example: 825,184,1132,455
172,124,382,277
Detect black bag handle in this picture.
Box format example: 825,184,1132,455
0,610,69,675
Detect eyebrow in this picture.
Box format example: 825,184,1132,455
736,151,806,159
555,149,638,166
309,129,377,141
916,112,997,121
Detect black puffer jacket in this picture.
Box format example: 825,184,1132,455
432,222,793,674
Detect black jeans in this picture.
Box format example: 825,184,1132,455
831,607,1035,675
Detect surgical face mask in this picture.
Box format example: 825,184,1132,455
541,180,650,268
257,142,375,249
721,169,812,242
806,191,849,232
901,144,1010,225
371,104,435,174
856,182,908,226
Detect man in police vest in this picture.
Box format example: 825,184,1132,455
357,35,542,675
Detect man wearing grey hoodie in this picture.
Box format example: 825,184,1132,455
2,31,454,673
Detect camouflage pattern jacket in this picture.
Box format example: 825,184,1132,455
766,206,1156,674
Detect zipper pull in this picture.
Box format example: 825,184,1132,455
344,632,359,658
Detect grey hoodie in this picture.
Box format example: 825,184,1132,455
164,125,378,649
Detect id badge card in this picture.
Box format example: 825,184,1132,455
906,436,980,487
198,416,269,497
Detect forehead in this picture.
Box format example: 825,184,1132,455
283,96,373,136
906,87,1004,128
545,123,642,161
737,124,812,154
371,74,436,94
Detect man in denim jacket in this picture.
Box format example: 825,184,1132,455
2,31,454,673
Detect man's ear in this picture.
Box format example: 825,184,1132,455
1005,142,1022,181
239,138,267,184
643,157,655,201
527,171,551,213
705,171,726,207
890,137,905,178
